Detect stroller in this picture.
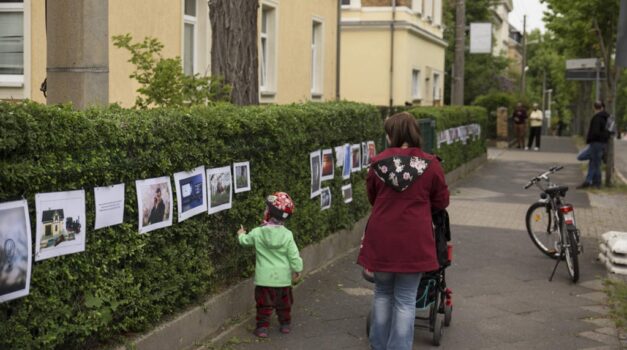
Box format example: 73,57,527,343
364,209,453,346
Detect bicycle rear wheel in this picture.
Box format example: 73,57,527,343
564,228,580,283
525,202,559,258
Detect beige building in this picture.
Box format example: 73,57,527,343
490,0,513,57
340,0,446,107
0,0,338,106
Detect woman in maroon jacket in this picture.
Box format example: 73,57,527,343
359,112,449,350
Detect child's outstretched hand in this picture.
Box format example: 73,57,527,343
237,225,246,235
292,272,301,284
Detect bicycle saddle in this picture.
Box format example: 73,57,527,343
544,185,569,197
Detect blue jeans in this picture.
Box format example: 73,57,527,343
584,142,605,186
370,272,422,350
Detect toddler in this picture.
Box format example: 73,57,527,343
237,192,303,338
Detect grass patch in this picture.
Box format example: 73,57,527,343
604,278,627,332
587,182,627,194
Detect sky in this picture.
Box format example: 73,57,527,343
509,0,548,33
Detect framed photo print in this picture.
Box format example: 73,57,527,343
367,141,376,163
310,150,322,198
320,187,331,210
321,148,334,181
136,176,174,234
361,142,369,167
174,166,207,222
94,183,125,230
0,199,32,303
342,144,351,180
341,184,353,204
334,145,345,168
233,161,251,193
351,144,361,173
35,190,86,261
207,166,233,214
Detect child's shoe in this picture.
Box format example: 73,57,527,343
254,327,269,338
279,324,291,334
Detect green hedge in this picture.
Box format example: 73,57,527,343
0,101,381,349
408,106,488,172
472,92,517,139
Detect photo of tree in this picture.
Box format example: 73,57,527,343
233,161,251,193
0,200,32,303
207,166,233,214
35,190,86,261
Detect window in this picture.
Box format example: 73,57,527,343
341,0,360,8
433,0,442,26
259,4,276,93
423,0,433,21
311,20,323,96
341,0,351,5
411,69,421,99
0,1,24,86
411,0,422,14
183,0,196,75
432,72,440,100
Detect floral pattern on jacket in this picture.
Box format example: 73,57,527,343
373,155,430,192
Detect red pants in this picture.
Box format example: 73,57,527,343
255,286,293,328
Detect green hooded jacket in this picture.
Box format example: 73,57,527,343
238,224,303,287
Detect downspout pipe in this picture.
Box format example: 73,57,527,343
389,0,396,115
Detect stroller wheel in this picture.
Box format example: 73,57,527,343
444,304,452,327
432,315,443,346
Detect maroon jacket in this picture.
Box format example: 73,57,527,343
357,147,449,273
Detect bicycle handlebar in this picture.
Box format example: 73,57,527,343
524,166,564,190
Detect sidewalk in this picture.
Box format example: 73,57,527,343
201,136,626,350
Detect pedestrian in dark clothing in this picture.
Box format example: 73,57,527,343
577,101,610,189
358,112,449,350
512,102,527,149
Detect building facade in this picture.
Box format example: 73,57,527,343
490,0,513,57
340,0,446,107
0,0,338,106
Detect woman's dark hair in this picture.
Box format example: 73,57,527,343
384,112,422,148
594,100,605,110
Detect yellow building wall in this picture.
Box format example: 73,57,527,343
30,0,46,104
401,29,445,105
108,0,183,107
266,0,338,104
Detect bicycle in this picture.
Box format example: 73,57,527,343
524,166,582,283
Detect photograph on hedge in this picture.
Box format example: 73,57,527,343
310,150,322,198
321,148,334,181
233,161,251,193
341,184,353,204
334,144,345,168
342,143,351,179
351,144,361,173
367,141,376,162
136,177,173,234
94,183,125,230
35,190,86,261
174,166,207,222
361,142,369,167
320,187,331,210
207,166,233,214
0,199,32,303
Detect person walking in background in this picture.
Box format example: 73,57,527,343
512,102,528,149
358,112,449,350
577,101,610,189
527,103,543,151
237,192,303,338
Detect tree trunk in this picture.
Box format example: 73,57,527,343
209,0,259,105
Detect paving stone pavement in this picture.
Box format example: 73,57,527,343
202,136,626,350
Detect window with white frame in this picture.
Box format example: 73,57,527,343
433,0,442,26
411,0,422,14
433,72,441,100
411,69,421,100
183,0,196,76
0,0,24,86
259,4,276,93
311,20,323,96
341,0,351,5
423,0,433,21
341,0,361,8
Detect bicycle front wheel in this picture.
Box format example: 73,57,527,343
525,202,559,258
564,228,580,283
